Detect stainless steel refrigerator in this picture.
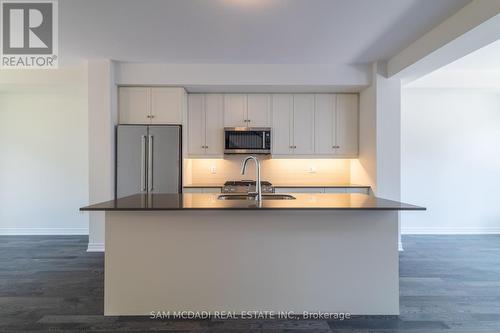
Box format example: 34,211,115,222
116,125,182,198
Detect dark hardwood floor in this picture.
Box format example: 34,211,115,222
0,235,499,332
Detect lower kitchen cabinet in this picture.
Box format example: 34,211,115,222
275,187,323,193
184,187,369,194
323,188,347,193
183,187,221,193
275,187,370,194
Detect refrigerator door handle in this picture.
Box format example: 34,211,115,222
140,135,147,192
148,135,154,192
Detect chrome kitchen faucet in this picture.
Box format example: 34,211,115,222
240,156,262,201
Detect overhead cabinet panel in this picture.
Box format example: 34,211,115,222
119,87,150,124
314,94,336,155
204,94,224,156
187,94,224,157
224,94,247,127
119,87,185,125
185,92,358,159
187,94,205,156
271,94,294,155
336,94,358,157
247,94,271,127
150,87,184,124
292,94,315,155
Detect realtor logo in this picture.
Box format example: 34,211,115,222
1,0,58,68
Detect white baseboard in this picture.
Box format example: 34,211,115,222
87,243,105,252
402,227,500,234
0,228,88,235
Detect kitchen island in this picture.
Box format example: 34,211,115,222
81,193,424,316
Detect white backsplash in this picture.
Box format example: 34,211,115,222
184,156,352,185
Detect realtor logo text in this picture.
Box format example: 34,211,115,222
1,0,58,68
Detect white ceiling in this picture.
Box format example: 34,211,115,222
60,0,470,65
406,39,500,90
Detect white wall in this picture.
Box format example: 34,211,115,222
351,62,403,249
351,62,402,199
401,88,500,233
87,60,118,252
0,82,88,234
350,79,377,189
116,63,369,92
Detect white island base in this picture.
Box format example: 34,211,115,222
104,209,399,316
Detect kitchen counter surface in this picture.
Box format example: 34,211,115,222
183,184,223,188
272,183,370,188
80,193,424,211
183,183,371,188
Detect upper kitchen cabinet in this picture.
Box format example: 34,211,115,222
271,94,294,155
204,94,224,156
187,94,224,157
118,87,186,125
187,94,205,156
292,94,315,155
271,94,314,156
118,87,150,124
224,94,247,127
314,94,336,155
314,94,358,157
150,87,184,124
224,94,271,127
335,94,358,157
247,94,271,127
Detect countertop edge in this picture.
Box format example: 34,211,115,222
80,207,425,212
183,184,372,188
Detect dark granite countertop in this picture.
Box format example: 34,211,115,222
80,193,425,211
272,184,370,188
183,184,224,188
183,183,371,188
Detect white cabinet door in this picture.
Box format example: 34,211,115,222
202,187,221,193
150,87,184,124
271,94,293,155
224,94,247,127
346,187,369,194
204,94,224,156
292,94,315,155
314,94,336,154
183,187,203,193
336,94,358,157
275,187,324,193
247,94,271,127
118,87,150,124
324,188,346,193
187,94,206,156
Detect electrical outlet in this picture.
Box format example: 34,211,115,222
308,166,317,174
210,166,217,174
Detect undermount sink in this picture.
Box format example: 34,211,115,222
218,194,296,201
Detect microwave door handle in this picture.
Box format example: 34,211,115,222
262,131,265,149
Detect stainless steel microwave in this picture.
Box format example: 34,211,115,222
224,127,271,154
